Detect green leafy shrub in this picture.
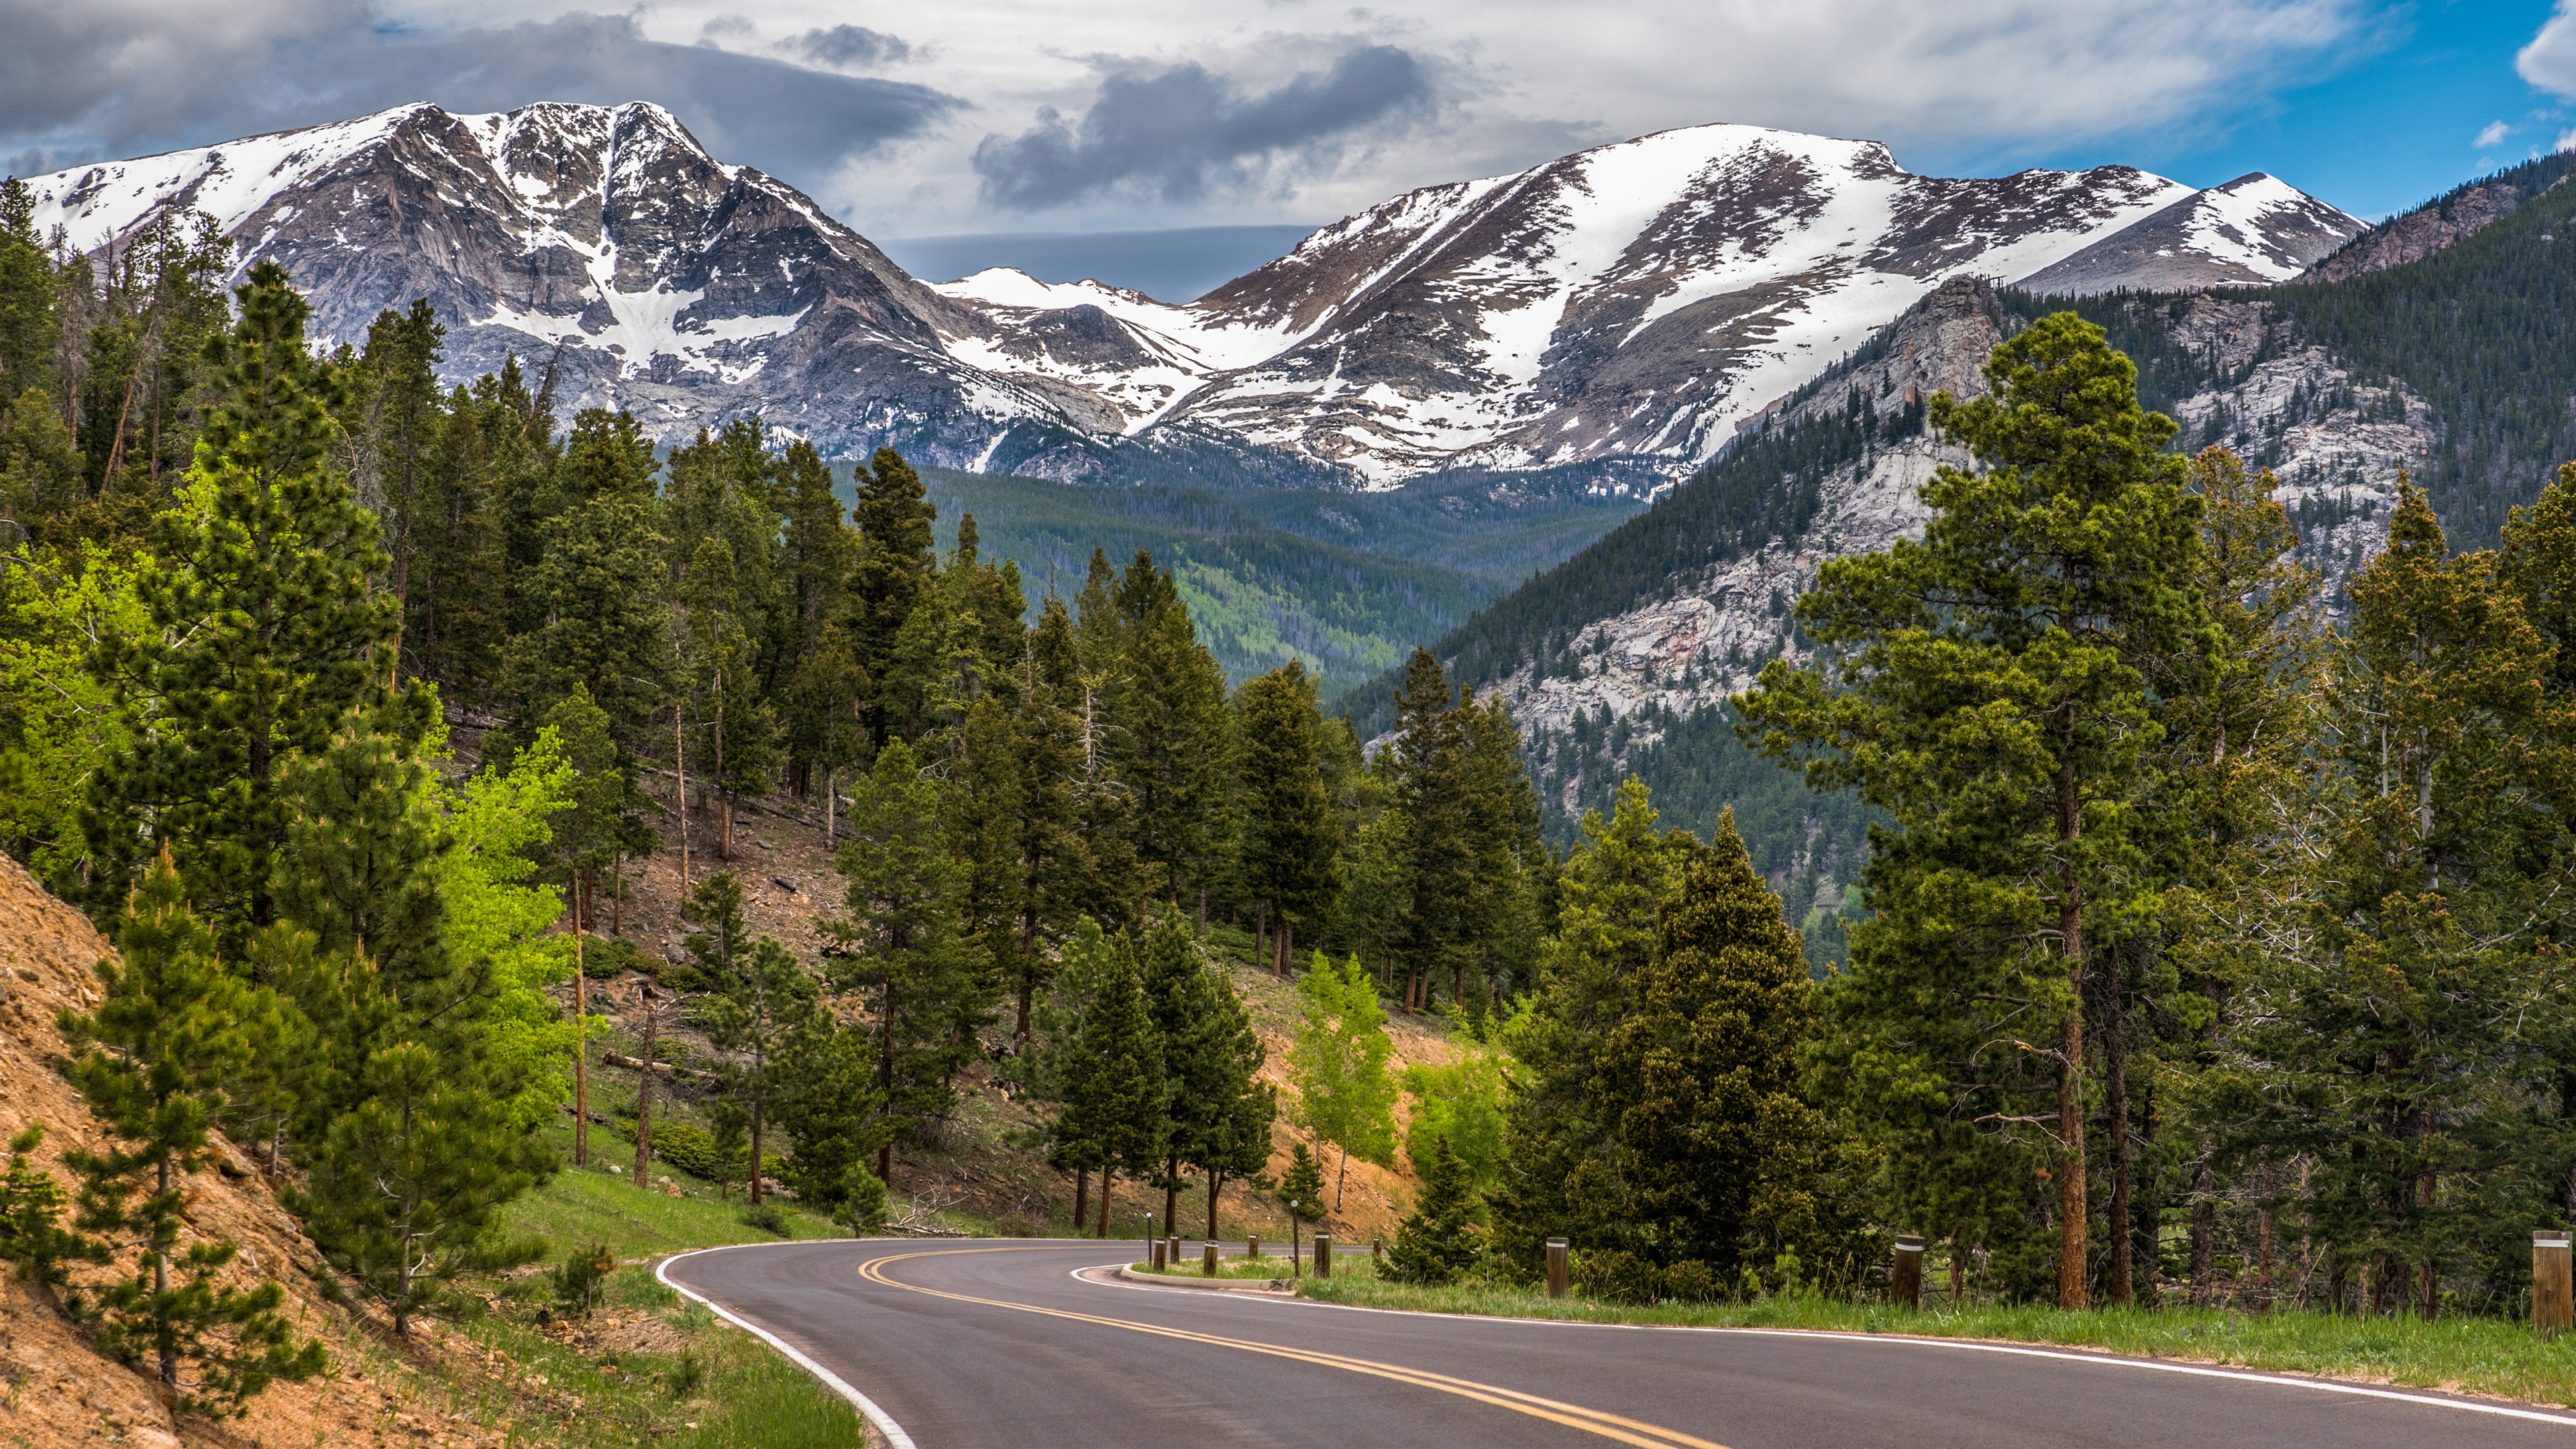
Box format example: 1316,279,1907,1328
647,1121,724,1181
1578,1249,1662,1305
1663,1260,1718,1303
739,1205,790,1238
553,1244,616,1317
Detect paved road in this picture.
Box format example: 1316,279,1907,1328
660,1238,2576,1448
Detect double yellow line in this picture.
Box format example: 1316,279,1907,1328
857,1247,1728,1449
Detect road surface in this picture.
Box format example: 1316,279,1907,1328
659,1238,2576,1448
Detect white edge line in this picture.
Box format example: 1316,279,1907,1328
1064,1256,2576,1430
656,1241,920,1449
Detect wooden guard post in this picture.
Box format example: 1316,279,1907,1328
1151,1237,1167,1271
1546,1238,1570,1299
1203,1242,1220,1278
1314,1234,1332,1279
2536,1230,2572,1338
1892,1235,1925,1309
1246,1234,1260,1259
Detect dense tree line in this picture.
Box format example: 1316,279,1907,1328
1736,315,2576,1312
0,214,1571,1358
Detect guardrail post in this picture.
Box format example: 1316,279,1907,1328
1892,1234,1925,1309
1546,1238,1570,1298
1203,1242,1220,1278
1314,1233,1332,1279
2536,1230,2572,1338
1372,1236,1383,1262
1247,1234,1260,1260
1152,1236,1167,1271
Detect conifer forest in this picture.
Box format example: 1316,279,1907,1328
1,164,2575,1420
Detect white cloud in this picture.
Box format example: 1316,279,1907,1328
2475,119,2512,148
5,0,2383,234
2519,1,2576,98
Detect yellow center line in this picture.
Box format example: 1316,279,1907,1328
857,1246,1731,1449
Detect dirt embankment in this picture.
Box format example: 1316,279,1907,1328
0,854,508,1449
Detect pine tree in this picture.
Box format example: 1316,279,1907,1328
0,1124,102,1293
1005,595,1096,1044
1104,551,1232,909
828,738,986,1182
1286,951,1397,1218
849,447,936,745
58,852,325,1409
1736,313,2209,1309
688,873,818,1205
350,301,445,634
1385,1134,1483,1286
498,410,668,756
80,262,398,949
1280,1141,1324,1218
1236,661,1342,975
1491,781,1680,1265
768,1010,890,1224
1055,942,1167,1238
1387,648,1473,1011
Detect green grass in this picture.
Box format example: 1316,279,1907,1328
1296,1280,2576,1407
418,1267,865,1449
502,1159,844,1262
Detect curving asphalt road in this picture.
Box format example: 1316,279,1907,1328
659,1238,2576,1448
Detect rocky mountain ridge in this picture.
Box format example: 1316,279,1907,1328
23,103,2357,489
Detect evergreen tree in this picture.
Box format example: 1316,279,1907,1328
1279,1141,1324,1218
350,301,445,633
80,262,398,949
768,1010,891,1224
1236,661,1342,975
499,410,668,755
0,1124,98,1293
1285,952,1397,1217
828,738,987,1181
688,873,818,1205
849,447,936,745
1387,647,1473,1011
1054,941,1167,1237
1004,595,1097,1043
1736,313,2208,1309
1385,1134,1484,1286
1493,780,1686,1270
58,852,325,1409
1104,551,1233,910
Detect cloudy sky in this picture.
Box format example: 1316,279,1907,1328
5,0,2571,295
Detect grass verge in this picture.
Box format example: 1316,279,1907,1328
501,1158,843,1260
1293,1279,2576,1409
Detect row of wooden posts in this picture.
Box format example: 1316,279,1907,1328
1148,1233,1385,1276
1879,1230,2576,1338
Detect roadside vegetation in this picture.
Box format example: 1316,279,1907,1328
1298,1277,2576,1409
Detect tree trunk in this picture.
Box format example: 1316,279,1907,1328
1334,1145,1348,1215
1279,918,1294,977
1164,1158,1179,1242
716,665,732,862
1206,1166,1220,1240
676,708,691,896
573,877,588,1168
2104,962,2131,1307
1073,1167,1089,1235
634,996,658,1183
611,855,624,935
156,1156,176,1385
749,1099,765,1207
1254,903,1267,977
824,764,836,847
1949,1240,1966,1309
2189,1153,2215,1305
2055,744,2088,1311
1097,1170,1112,1238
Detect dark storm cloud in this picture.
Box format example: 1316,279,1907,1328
972,44,1434,209
790,25,916,69
1,4,959,190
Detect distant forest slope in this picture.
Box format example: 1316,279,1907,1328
830,464,1648,699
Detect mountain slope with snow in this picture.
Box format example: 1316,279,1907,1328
23,107,2354,489
2014,172,2363,294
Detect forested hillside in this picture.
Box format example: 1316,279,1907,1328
900,463,1644,698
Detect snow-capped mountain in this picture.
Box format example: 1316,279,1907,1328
21,105,2355,488
2014,172,2362,294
